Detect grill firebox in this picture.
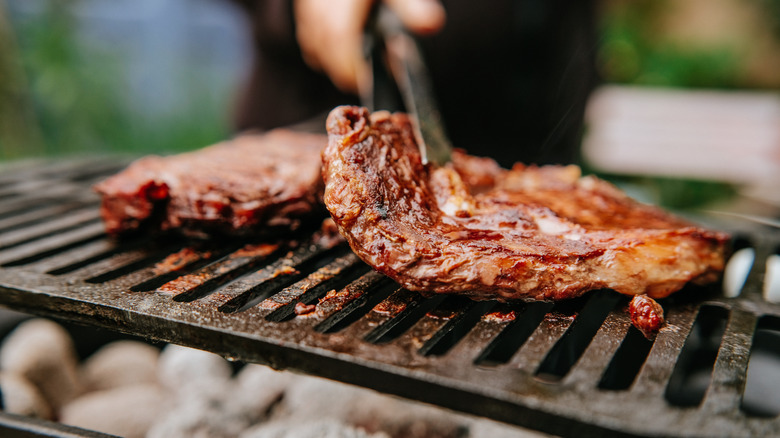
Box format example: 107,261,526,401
0,157,779,437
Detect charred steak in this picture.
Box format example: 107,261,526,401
322,107,728,326
95,129,326,237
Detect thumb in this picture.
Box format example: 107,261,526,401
384,0,446,35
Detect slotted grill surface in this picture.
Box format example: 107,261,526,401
1,158,779,437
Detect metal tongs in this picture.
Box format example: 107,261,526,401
362,6,453,165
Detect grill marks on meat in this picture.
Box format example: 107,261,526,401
322,106,729,307
95,130,326,237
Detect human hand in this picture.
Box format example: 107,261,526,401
294,0,445,94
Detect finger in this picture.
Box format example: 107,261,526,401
319,30,367,94
324,0,372,94
384,0,445,35
294,0,372,94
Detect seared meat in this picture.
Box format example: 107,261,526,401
323,106,728,305
629,295,665,339
95,129,326,237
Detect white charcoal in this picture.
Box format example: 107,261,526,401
277,375,467,438
0,372,52,419
0,319,82,412
59,384,169,438
81,340,160,392
240,419,390,438
156,344,232,399
231,364,292,414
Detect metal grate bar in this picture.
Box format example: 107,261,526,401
305,267,380,318
506,305,576,374
363,292,446,345
156,243,282,301
389,296,464,354
0,183,95,211
631,303,699,397
0,160,49,184
25,239,120,273
65,163,127,183
418,298,496,357
0,157,120,183
701,309,757,414
562,307,633,390
0,201,93,235
225,250,364,316
0,178,88,200
437,303,517,363
215,242,351,309
0,208,101,249
121,245,236,291
52,243,171,280
281,270,388,327
0,222,106,266
0,195,91,223
329,285,411,339
0,201,51,221
0,411,117,438
314,275,397,334
86,245,205,289
0,180,60,200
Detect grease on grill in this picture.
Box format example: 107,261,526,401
271,265,299,277
232,243,280,259
159,273,211,295
294,302,317,316
373,295,410,316
157,243,280,298
151,247,211,275
483,309,517,323
293,285,366,318
320,288,353,306
258,253,361,314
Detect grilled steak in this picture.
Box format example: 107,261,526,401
323,106,728,310
95,129,326,237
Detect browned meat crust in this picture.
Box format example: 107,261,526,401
95,129,326,237
322,106,729,303
629,295,665,338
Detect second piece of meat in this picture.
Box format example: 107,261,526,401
95,129,327,238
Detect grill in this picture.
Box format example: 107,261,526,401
1,157,779,437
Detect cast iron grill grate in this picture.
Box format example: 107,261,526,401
1,157,779,437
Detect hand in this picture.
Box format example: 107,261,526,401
294,0,445,94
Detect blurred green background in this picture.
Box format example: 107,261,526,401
599,0,780,90
0,0,247,161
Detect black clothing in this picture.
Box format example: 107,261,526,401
233,0,597,167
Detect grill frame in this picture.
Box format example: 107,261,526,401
1,157,779,437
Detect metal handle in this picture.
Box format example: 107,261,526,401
363,5,453,165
